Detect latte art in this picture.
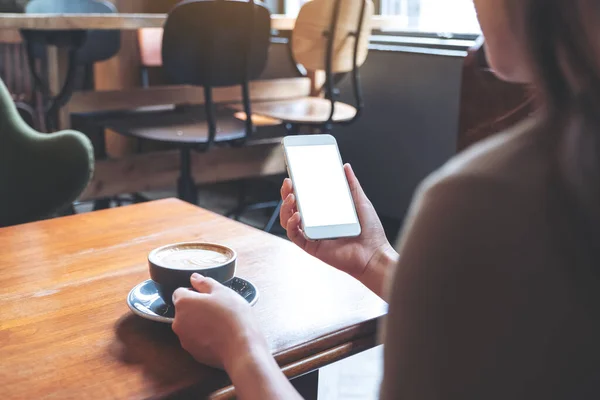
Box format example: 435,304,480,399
161,249,230,270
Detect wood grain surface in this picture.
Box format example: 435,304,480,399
0,13,166,30
68,77,312,115
292,0,374,74
0,199,386,399
235,97,358,124
0,13,402,32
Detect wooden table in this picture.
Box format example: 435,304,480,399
0,13,404,32
0,199,386,399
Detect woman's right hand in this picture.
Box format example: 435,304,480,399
280,164,398,293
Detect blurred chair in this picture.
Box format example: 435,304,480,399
0,32,41,129
235,0,374,135
136,15,281,222
22,0,121,210
0,77,94,227
21,0,121,132
457,36,535,151
135,27,281,154
229,0,374,231
136,25,279,131
81,0,272,205
0,1,27,13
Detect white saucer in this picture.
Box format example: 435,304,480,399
127,277,259,324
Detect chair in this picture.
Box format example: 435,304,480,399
228,0,373,232
135,26,279,158
0,1,27,13
21,0,121,132
0,77,94,227
0,34,40,129
234,0,374,135
84,0,272,205
136,25,280,131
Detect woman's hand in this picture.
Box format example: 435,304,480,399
172,274,268,371
172,275,303,399
280,164,398,296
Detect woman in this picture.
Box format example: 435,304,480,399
171,0,600,398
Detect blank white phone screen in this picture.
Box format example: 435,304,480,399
286,144,358,228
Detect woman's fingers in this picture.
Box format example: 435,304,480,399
280,179,296,229
286,212,307,250
280,178,293,200
172,286,204,305
172,274,219,305
344,163,373,225
280,193,297,229
344,164,367,203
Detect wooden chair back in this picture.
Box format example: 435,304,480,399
292,0,374,74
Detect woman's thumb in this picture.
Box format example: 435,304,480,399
190,273,218,294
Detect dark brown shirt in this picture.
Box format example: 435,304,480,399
381,119,600,399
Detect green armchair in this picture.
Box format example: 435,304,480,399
0,78,94,227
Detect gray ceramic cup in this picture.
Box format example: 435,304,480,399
148,242,237,301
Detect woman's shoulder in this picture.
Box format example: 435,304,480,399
398,118,554,258
393,117,561,303
419,117,551,204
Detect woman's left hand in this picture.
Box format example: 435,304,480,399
172,273,269,370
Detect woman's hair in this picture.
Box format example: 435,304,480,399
514,0,600,296
519,0,600,222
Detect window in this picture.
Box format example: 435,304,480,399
284,0,481,36
284,0,310,16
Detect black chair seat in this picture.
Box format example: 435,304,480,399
92,107,248,145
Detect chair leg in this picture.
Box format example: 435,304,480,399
228,123,298,228
264,200,283,233
225,180,248,220
177,147,198,205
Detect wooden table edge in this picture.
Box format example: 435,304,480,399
210,336,378,400
275,318,381,365
208,317,383,399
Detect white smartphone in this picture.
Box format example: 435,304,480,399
282,134,361,240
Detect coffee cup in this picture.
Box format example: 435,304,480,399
148,242,237,301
